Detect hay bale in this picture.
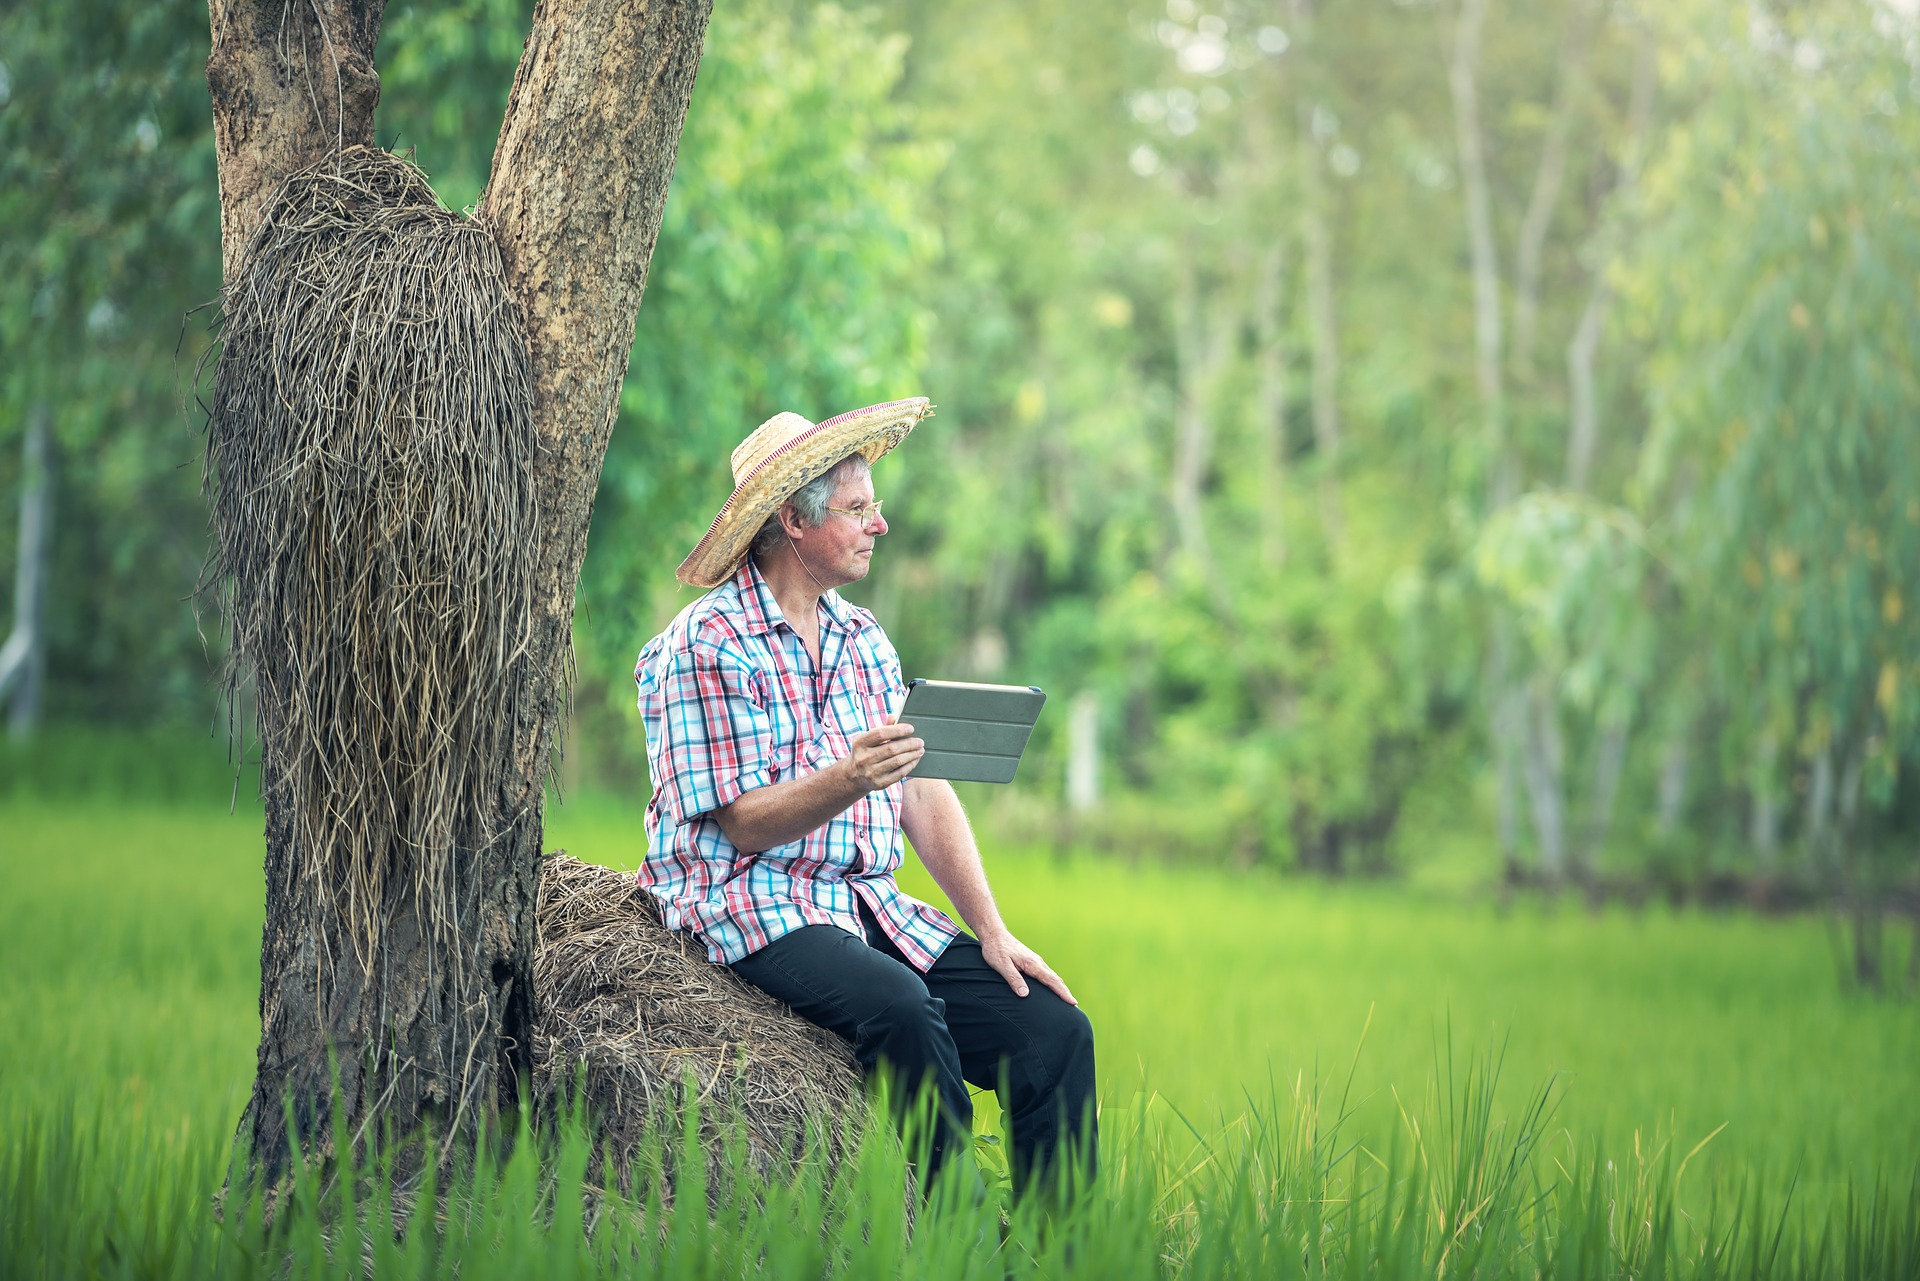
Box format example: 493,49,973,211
533,855,866,1193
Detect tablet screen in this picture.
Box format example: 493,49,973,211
898,680,1046,784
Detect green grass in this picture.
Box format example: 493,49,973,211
3,792,1918,1277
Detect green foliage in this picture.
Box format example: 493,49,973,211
1624,2,1920,815
8,0,1920,897
1475,492,1656,723
0,0,220,724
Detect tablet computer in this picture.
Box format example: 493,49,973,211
898,679,1046,784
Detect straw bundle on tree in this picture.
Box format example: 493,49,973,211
202,148,547,1192
534,855,866,1193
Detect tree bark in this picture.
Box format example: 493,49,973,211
1448,0,1509,509
208,0,711,1194
1252,236,1289,569
205,0,387,284
1564,24,1655,491
1522,679,1567,885
0,401,53,739
1511,0,1595,381
1804,743,1834,857
1576,713,1628,882
1289,0,1343,551
1448,0,1529,880
1654,724,1689,837
1066,690,1100,814
1170,250,1236,621
1835,739,1882,989
1749,728,1781,873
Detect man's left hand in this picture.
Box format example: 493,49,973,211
979,929,1077,1005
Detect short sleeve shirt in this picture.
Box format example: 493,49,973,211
633,560,960,970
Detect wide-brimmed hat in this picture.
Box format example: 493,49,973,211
676,397,932,588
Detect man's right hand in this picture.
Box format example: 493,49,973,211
841,720,924,792
715,718,923,852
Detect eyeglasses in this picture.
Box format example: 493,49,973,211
825,499,885,528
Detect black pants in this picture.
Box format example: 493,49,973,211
729,906,1097,1194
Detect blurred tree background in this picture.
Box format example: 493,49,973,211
3,0,1916,982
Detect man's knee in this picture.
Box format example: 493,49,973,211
1035,998,1096,1078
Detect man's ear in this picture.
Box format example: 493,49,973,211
777,501,807,539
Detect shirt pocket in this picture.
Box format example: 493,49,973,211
803,712,850,773
849,654,900,729
791,714,851,872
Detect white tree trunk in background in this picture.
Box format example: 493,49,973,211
1522,681,1567,883
1565,26,1655,491
1066,690,1100,814
1511,0,1594,380
0,401,53,740
1655,729,1689,837
1252,236,1289,569
1749,729,1781,871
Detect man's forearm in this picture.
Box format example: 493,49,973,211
901,777,1008,940
713,719,925,853
714,761,864,852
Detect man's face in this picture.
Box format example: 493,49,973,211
790,463,887,588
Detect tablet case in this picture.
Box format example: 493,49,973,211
899,679,1046,784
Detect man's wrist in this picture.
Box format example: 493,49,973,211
829,754,864,799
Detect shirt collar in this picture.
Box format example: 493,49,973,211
733,559,861,638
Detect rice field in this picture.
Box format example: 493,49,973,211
3,790,1917,1278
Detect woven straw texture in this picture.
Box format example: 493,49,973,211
676,398,931,587
533,855,867,1194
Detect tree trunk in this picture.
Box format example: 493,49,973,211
1749,729,1781,874
1252,236,1289,569
206,0,387,285
1563,267,1607,492
1289,0,1343,550
1510,0,1594,382
1449,0,1530,882
1066,690,1100,814
1803,743,1834,858
1448,0,1508,509
207,0,711,1195
1654,725,1689,837
1170,250,1236,620
1491,626,1525,880
0,401,54,739
1521,679,1567,885
1835,738,1882,990
1577,713,1629,884
1563,24,1655,491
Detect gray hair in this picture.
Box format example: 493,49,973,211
749,453,868,559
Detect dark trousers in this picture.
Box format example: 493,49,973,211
729,907,1097,1195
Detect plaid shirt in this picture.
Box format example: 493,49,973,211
633,560,960,970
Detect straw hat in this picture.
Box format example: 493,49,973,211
676,397,933,588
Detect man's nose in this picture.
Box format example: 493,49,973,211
870,510,888,535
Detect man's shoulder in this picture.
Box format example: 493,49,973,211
639,585,760,683
670,583,757,648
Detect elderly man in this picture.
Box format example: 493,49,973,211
633,398,1095,1194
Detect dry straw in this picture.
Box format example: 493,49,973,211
200,145,538,969
534,856,865,1192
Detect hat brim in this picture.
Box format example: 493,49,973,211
675,398,932,589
